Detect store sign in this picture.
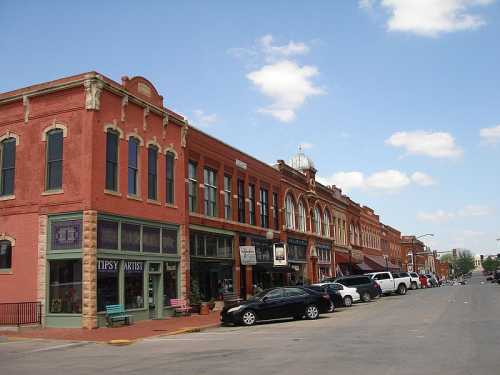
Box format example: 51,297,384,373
239,246,257,265
124,261,144,273
273,242,287,267
97,259,119,273
235,159,247,170
51,220,82,250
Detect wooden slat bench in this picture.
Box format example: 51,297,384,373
105,304,132,327
170,298,191,316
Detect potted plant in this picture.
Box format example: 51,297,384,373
190,278,201,314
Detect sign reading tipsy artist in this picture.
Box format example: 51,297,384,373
273,242,287,267
124,261,144,273
97,259,119,273
239,246,257,265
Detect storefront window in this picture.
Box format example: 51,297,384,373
163,262,178,306
143,226,160,253
217,237,233,258
162,228,178,254
49,259,82,314
287,239,307,262
124,261,144,309
206,235,217,257
190,232,233,259
0,240,12,269
121,223,140,252
97,259,119,312
97,219,118,250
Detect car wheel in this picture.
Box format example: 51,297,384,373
327,301,335,313
411,282,417,290
397,284,407,295
343,296,353,307
361,292,371,302
305,304,320,320
241,310,257,326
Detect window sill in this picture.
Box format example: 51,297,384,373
127,194,143,201
0,269,13,274
165,203,178,209
147,199,161,206
42,189,64,196
104,189,122,197
0,195,15,201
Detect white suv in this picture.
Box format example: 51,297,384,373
314,282,360,307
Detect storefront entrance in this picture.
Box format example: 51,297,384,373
148,273,161,319
191,261,234,301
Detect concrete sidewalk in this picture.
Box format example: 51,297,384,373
0,312,221,343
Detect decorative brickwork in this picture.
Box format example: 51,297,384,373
37,215,48,327
82,210,97,329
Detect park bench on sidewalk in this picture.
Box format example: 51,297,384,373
170,298,191,316
105,304,132,327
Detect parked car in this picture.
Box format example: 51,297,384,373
312,282,360,307
419,274,429,288
326,275,380,302
307,285,341,312
494,269,500,284
220,287,331,326
366,272,410,295
403,272,421,290
425,274,439,287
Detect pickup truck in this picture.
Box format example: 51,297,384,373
366,272,411,295
400,271,421,290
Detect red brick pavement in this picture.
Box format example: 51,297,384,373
0,312,221,342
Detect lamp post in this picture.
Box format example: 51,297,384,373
410,233,434,273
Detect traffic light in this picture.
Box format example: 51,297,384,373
480,254,484,261
452,249,457,257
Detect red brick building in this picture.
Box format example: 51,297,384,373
0,72,187,328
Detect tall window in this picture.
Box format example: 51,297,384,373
204,168,217,217
260,188,269,228
298,201,306,232
147,146,158,200
285,194,295,229
338,218,342,244
105,130,119,191
323,211,330,237
0,240,12,269
223,175,231,220
188,161,197,212
0,138,16,196
237,179,245,223
165,152,175,204
45,129,63,191
249,184,256,225
313,207,321,235
272,192,279,229
127,137,139,195
350,224,355,244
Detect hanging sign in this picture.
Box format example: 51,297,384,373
239,246,257,265
273,242,287,267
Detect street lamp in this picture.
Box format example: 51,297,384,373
410,234,434,273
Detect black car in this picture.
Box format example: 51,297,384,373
327,275,380,302
308,284,343,310
221,286,331,326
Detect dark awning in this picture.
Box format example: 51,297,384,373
353,261,373,272
364,254,400,271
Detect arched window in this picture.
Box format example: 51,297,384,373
285,194,295,229
165,152,175,204
323,210,330,237
0,137,16,196
313,207,321,235
128,137,140,196
350,224,355,244
148,145,159,200
0,240,12,270
298,201,306,231
46,129,64,191
105,130,119,191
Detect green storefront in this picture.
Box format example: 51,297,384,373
45,212,181,328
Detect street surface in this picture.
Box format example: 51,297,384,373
1,273,499,375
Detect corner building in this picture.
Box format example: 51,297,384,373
0,73,187,328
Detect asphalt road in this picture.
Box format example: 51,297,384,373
2,273,499,375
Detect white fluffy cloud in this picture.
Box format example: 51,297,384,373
411,171,437,186
247,60,324,122
418,204,493,222
361,0,494,37
259,35,309,60
192,110,218,127
318,169,435,192
386,130,463,158
480,124,500,144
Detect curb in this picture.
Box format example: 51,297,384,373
108,339,135,346
160,322,221,337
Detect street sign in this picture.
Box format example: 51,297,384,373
239,246,257,265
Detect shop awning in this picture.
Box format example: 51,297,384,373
353,261,373,272
364,255,400,271
334,251,362,264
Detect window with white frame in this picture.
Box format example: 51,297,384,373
285,194,295,229
323,211,330,237
298,201,306,232
313,207,321,235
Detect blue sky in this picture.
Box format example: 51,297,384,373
1,0,499,254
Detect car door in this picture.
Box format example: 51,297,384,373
284,287,309,316
373,273,392,293
259,288,286,320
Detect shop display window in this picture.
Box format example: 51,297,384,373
163,262,178,306
124,261,144,309
97,259,119,312
49,259,82,314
